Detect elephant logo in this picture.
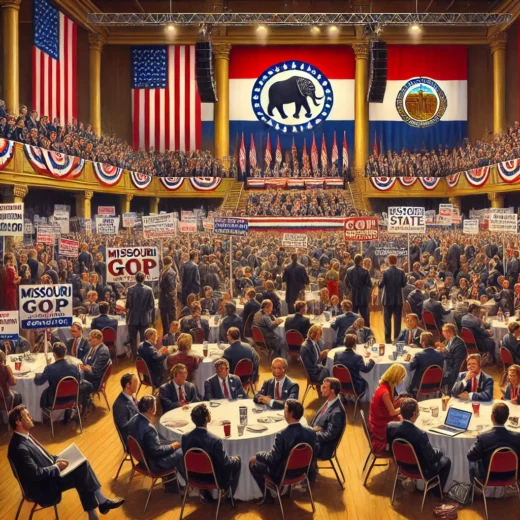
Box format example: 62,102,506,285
251,60,334,134
395,77,447,128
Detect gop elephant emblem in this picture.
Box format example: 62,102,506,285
251,60,334,134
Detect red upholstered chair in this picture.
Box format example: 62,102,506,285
126,436,178,512
41,376,82,438
190,327,206,344
285,329,305,359
113,418,132,480
300,358,320,405
500,345,515,386
333,364,365,419
92,361,112,410
471,447,520,520
243,313,254,340
461,328,479,355
233,358,256,395
416,365,443,400
422,310,441,341
251,325,269,357
102,327,118,365
135,356,158,396
262,443,315,520
180,448,235,520
391,438,443,513
0,385,14,431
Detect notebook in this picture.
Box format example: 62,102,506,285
430,407,472,437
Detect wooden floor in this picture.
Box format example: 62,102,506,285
0,312,515,520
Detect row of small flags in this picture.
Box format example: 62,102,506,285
238,131,350,174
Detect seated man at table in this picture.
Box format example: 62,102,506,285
502,322,520,365
249,399,316,498
137,328,169,388
218,302,243,342
253,300,288,360
85,290,100,316
407,280,425,317
90,302,118,334
1,336,30,355
467,402,520,484
223,327,260,384
451,353,494,402
438,323,468,395
422,290,451,333
346,317,375,345
159,364,199,413
395,314,424,347
408,332,444,396
200,286,217,315
66,322,90,360
331,300,359,347
284,300,312,339
261,281,282,317
300,324,330,385
8,405,124,519
242,288,261,332
461,303,497,363
162,320,181,347
203,358,247,400
112,373,139,448
333,333,375,396
254,358,299,409
180,302,210,341
82,330,111,393
387,398,451,498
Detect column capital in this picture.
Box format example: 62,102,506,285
489,31,507,53
0,0,21,10
13,184,28,199
213,43,232,61
84,190,94,200
352,42,370,61
487,192,504,202
125,193,134,202
88,32,106,52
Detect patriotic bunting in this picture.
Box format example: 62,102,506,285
446,172,461,188
189,177,222,191
497,159,520,183
464,166,490,187
418,177,441,190
0,139,14,170
399,177,417,187
130,171,153,190
40,149,83,178
92,163,123,187
24,144,48,175
160,177,184,190
370,177,397,191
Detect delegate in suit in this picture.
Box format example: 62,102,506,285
422,291,451,332
137,328,169,388
90,302,118,334
439,323,467,394
451,354,494,401
395,314,424,347
159,363,200,412
181,251,201,305
222,327,260,383
282,254,310,314
112,373,139,448
254,358,299,409
407,332,445,395
203,358,247,400
346,254,373,327
82,330,111,391
66,323,90,360
331,300,359,346
300,324,330,384
284,300,312,340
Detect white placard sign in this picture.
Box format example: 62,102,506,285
438,204,453,226
19,284,73,329
179,221,198,233
53,209,70,234
489,211,518,232
98,206,116,216
59,238,79,257
463,219,479,235
142,213,175,239
95,216,120,236
388,207,426,234
282,233,308,248
106,247,160,283
0,310,19,340
0,203,24,236
122,212,138,228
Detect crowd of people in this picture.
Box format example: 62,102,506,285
365,125,520,178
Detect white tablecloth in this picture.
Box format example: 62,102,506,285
275,315,337,349
157,399,308,501
416,398,520,493
7,353,82,422
325,344,423,402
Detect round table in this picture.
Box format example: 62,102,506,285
7,353,82,422
276,315,338,349
491,317,517,345
325,344,423,402
157,399,308,501
416,398,520,494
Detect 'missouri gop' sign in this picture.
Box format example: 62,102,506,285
19,284,73,329
106,247,160,283
344,217,379,241
388,207,426,234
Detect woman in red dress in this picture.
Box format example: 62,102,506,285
3,253,21,311
369,363,407,453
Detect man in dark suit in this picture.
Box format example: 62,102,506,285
300,324,330,384
346,317,375,344
331,299,359,347
180,302,210,341
407,332,444,394
409,238,421,266
346,254,373,326
82,330,111,392
439,323,467,394
254,358,299,409
159,256,178,334
65,322,90,360
461,303,497,363
451,353,494,401
282,253,310,314
407,280,425,316
467,402,520,483
242,288,261,333
8,405,124,517
422,290,451,333
395,313,424,347
181,250,201,305
253,300,288,360
159,363,200,413
203,358,247,400
447,241,461,276
501,322,520,365
90,302,118,334
378,254,407,343
218,302,243,342
249,399,316,496
387,398,451,497
112,373,139,448
126,271,155,358
137,328,169,388
284,300,312,339
223,327,260,383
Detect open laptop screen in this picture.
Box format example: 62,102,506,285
445,408,472,430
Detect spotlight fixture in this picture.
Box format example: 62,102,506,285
310,25,321,35
328,25,339,34
256,24,267,34
166,23,176,32
408,22,422,34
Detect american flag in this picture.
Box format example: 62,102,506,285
373,130,379,157
331,131,339,164
321,134,328,171
265,133,272,168
311,133,319,173
302,138,310,168
342,131,349,172
249,133,258,170
275,135,282,165
239,133,246,174
132,45,201,152
32,0,77,123
291,137,299,170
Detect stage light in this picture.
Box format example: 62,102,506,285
256,24,268,34
328,25,339,35
166,23,176,32
409,23,422,34
310,26,321,35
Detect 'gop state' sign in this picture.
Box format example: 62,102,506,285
344,217,379,242
106,247,160,283
19,284,73,329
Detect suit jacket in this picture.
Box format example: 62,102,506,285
408,348,445,393
254,377,299,409
253,310,284,349
159,267,177,308
346,264,373,307
90,314,118,333
451,371,494,401
126,283,154,327
243,299,261,330
300,338,329,382
422,298,451,331
461,313,493,348
407,289,425,316
113,392,139,447
441,336,467,390
502,333,520,365
346,326,375,345
203,373,246,400
180,316,210,340
181,260,201,299
395,327,424,347
331,312,359,346
311,398,347,459
284,313,311,340
447,243,461,274
137,341,168,387
82,344,110,390
34,358,81,408
218,314,243,341
223,341,260,379
282,262,310,303
378,265,406,306
387,420,444,480
159,380,199,412
65,337,90,360
333,349,375,395
256,423,316,484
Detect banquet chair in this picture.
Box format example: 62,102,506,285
243,313,254,340
415,365,443,400
471,447,520,520
285,329,305,359
42,376,83,438
190,327,206,344
359,410,392,486
422,310,441,341
135,356,158,396
333,364,365,419
102,327,118,365
391,438,443,513
9,458,60,520
92,361,112,410
315,414,346,489
233,358,256,395
126,436,178,513
460,328,480,355
251,325,269,358
180,448,235,520
261,443,315,520
300,358,320,405
0,385,13,431
499,345,515,386
113,419,132,480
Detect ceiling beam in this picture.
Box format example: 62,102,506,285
52,0,109,37
487,0,520,38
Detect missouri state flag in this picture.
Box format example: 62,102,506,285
201,46,354,166
369,45,467,153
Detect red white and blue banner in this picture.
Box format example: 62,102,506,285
40,149,83,178
464,166,490,187
24,144,48,175
0,139,15,170
189,177,222,191
370,177,397,191
399,177,417,187
130,171,153,190
246,178,343,189
497,159,520,183
92,163,123,187
247,217,346,231
446,172,461,188
369,45,467,152
419,177,441,190
160,177,184,190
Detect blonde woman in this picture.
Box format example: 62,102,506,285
503,364,520,404
369,363,407,453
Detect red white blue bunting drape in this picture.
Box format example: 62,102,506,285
130,171,153,190
189,177,222,191
0,139,15,169
160,177,184,190
497,159,520,183
92,163,123,187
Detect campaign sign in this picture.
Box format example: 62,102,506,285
24,219,34,235
106,247,160,283
179,221,198,233
438,203,453,226
0,311,19,340
96,216,120,236
142,213,175,239
0,203,24,236
122,212,138,228
214,218,248,236
202,219,214,231
53,209,70,233
344,217,379,241
282,233,308,248
37,225,57,245
489,211,518,233
98,206,116,216
463,219,479,235
59,238,79,257
388,207,425,234
19,284,73,329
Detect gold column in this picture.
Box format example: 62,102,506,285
89,33,105,135
13,183,28,204
213,43,231,159
150,197,159,215
489,32,507,135
0,0,21,113
448,196,462,213
75,190,93,219
488,192,504,209
353,43,370,178
120,193,133,215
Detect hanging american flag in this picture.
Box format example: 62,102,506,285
249,133,258,170
342,131,349,173
373,130,379,157
331,131,339,165
321,134,328,172
239,133,247,174
275,135,282,165
311,133,319,173
32,0,77,124
265,133,272,168
291,137,299,170
302,138,310,169
132,45,201,152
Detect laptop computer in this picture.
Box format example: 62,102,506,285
429,407,472,437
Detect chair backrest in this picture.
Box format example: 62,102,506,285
332,364,357,397
403,301,412,316
500,346,515,367
9,458,30,501
251,325,266,347
422,310,439,333
113,417,128,452
190,328,205,344
484,448,519,487
102,326,117,344
417,364,443,395
184,448,219,489
127,435,152,475
0,385,11,415
280,443,314,486
244,313,254,338
299,357,312,382
135,356,152,387
234,358,253,379
461,327,478,350
285,329,305,351
392,438,424,480
98,361,112,392
52,376,80,410
359,409,373,453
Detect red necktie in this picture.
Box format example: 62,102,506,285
222,379,230,398
132,396,138,407
178,385,184,402
408,330,413,344
318,404,328,417
275,381,281,400
471,377,477,393
72,339,78,357
512,386,518,401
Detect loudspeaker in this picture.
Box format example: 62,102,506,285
196,42,218,103
367,41,387,103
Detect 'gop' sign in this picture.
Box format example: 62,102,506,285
106,247,160,283
344,217,379,242
0,311,19,340
19,284,73,329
